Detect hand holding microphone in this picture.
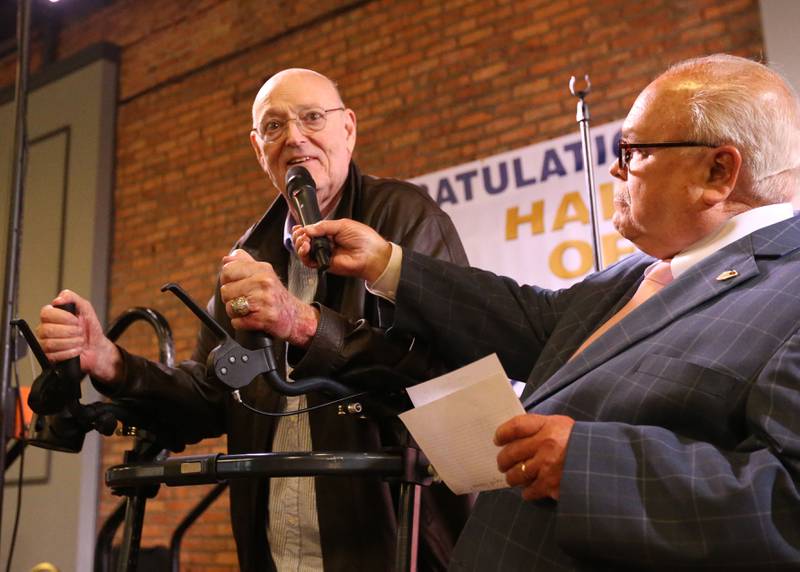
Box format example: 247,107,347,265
286,166,332,271
292,218,393,283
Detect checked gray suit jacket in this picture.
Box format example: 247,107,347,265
393,214,800,570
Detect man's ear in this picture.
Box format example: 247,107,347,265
249,130,267,170
703,145,742,205
344,109,357,154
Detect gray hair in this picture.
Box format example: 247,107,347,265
664,54,800,204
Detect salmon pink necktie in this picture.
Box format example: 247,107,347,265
571,260,673,359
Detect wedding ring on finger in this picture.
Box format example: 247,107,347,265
231,296,250,317
520,461,534,481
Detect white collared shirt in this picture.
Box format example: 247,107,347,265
670,203,794,278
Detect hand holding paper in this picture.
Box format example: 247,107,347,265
398,354,525,494
494,412,575,501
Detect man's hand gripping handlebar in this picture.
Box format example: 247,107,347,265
161,283,355,400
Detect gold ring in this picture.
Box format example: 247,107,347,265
231,296,250,317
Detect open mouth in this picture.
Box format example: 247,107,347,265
287,156,313,166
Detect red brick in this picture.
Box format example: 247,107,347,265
0,0,765,566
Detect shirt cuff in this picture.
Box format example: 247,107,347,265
366,242,402,302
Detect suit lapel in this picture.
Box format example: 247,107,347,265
522,226,780,409
518,261,648,404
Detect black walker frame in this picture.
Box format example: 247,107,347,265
12,293,432,572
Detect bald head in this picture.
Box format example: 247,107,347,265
252,68,344,129
652,54,800,204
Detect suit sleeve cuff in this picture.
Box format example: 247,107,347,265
555,421,645,553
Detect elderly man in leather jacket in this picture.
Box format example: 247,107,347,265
36,68,470,571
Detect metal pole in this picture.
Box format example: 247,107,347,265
0,0,34,545
394,482,419,572
116,494,147,572
569,75,604,272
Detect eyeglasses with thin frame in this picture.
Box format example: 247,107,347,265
252,107,346,142
617,140,718,171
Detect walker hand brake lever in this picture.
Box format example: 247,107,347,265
161,283,275,390
12,305,83,415
161,282,354,398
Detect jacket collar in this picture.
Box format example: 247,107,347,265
239,162,363,258
236,161,363,302
522,213,800,408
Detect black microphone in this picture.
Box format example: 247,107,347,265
286,165,331,271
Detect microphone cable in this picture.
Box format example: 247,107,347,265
232,388,370,417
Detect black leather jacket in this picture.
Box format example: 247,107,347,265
107,162,471,571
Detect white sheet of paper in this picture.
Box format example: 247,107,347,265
405,353,511,407
399,354,525,494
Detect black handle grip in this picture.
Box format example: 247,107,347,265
55,302,83,383
26,302,83,415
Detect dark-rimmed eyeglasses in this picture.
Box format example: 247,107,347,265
618,140,718,171
252,107,345,142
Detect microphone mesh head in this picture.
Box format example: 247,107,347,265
286,165,315,191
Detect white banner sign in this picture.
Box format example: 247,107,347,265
411,120,635,289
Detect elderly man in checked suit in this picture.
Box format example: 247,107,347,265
295,54,800,569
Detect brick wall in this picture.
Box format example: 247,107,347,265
1,0,764,569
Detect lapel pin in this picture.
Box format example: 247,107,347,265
716,269,738,281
